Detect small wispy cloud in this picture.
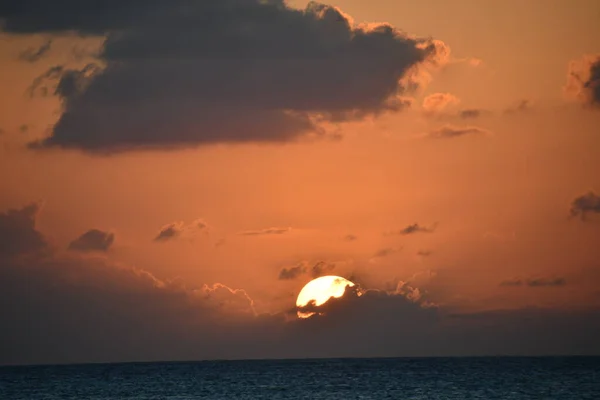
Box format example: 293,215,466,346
428,125,492,139
239,227,291,236
154,219,209,242
385,223,437,236
500,278,567,288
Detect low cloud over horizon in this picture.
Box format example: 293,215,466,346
1,202,599,365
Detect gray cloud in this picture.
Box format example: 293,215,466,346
566,54,600,107
18,39,52,63
240,227,291,236
428,125,491,139
343,234,358,241
154,219,209,242
2,203,599,366
459,109,487,119
154,222,184,242
311,261,336,278
68,229,114,252
278,263,307,280
500,278,567,288
570,191,600,220
9,1,446,153
372,247,401,258
0,203,46,258
278,260,336,280
386,223,436,236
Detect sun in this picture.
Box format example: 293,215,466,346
296,275,356,318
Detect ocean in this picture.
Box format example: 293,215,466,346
1,357,599,399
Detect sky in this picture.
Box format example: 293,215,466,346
1,0,600,366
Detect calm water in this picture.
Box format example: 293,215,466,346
1,357,599,399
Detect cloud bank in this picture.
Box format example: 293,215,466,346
1,202,599,366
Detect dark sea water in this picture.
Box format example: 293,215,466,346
1,357,599,399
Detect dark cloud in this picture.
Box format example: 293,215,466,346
0,203,46,258
459,109,486,119
570,191,600,220
527,278,567,288
386,223,436,236
417,250,433,257
2,203,599,366
240,227,291,236
566,54,600,107
278,260,336,280
9,1,446,153
68,229,114,252
17,39,52,63
311,261,336,278
154,219,209,242
154,222,184,242
278,263,307,280
343,234,358,241
428,125,491,139
372,247,401,258
500,278,567,288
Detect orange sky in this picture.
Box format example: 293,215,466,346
1,0,599,364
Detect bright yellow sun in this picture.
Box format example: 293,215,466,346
296,275,356,318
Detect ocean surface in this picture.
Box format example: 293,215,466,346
1,357,599,399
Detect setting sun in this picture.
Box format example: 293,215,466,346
296,276,356,318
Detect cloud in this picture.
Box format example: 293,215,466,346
428,125,491,139
417,250,433,257
154,219,209,242
422,92,460,116
68,229,114,252
458,109,487,119
17,39,52,63
311,261,336,278
278,260,336,280
1,203,599,366
0,203,46,258
343,234,358,241
500,278,567,288
570,191,600,220
239,227,291,236
565,54,600,107
279,263,307,280
372,247,402,259
9,1,449,153
154,222,185,242
386,223,436,236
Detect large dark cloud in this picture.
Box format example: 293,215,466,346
2,1,445,153
2,203,599,366
570,191,600,220
68,229,114,252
